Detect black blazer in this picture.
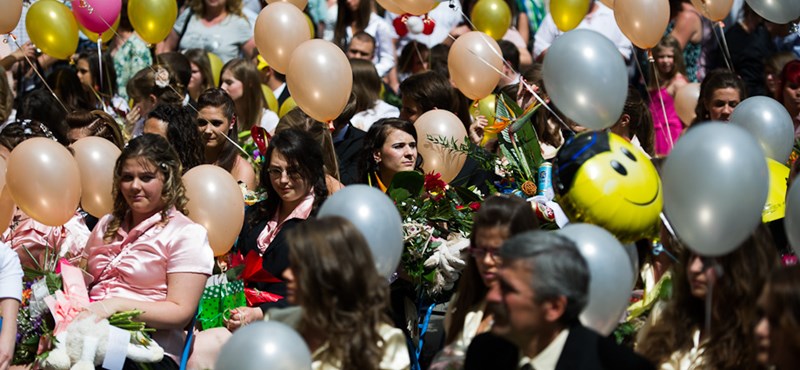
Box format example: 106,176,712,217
333,124,367,185
465,323,655,370
235,210,303,313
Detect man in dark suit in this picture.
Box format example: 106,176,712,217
465,231,654,370
332,96,366,185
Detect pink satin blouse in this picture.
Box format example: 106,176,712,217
85,208,214,359
2,208,90,268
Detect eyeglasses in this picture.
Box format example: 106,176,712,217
468,246,502,263
266,166,302,180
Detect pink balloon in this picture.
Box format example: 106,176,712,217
72,0,121,33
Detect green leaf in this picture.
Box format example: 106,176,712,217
389,188,412,203
387,171,424,196
453,185,481,203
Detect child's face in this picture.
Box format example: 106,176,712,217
655,47,675,75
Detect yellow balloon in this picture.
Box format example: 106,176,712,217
262,84,279,113
471,0,512,40
128,0,177,45
26,0,79,60
208,52,223,87
551,0,592,32
279,97,297,118
763,158,789,223
470,95,498,146
80,16,120,43
306,14,315,39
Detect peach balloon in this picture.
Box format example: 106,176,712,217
0,187,14,235
599,0,615,8
286,39,353,122
414,110,468,183
614,0,670,49
397,0,437,15
183,165,245,256
72,137,121,218
690,0,734,21
377,0,406,14
265,0,308,10
1,0,22,34
254,3,311,74
448,31,504,100
6,138,81,226
675,82,701,125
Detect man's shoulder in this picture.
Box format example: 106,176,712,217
558,324,655,370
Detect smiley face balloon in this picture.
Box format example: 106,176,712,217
553,131,663,242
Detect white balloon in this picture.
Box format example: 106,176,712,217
730,96,795,163
558,224,634,336
215,321,312,370
745,0,800,24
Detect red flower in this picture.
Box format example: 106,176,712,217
424,172,447,194
468,202,481,211
456,205,465,211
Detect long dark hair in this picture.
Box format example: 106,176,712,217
637,224,780,369
359,118,421,185
286,216,391,370
246,128,328,226
147,104,205,173
65,110,125,148
197,88,239,172
693,69,746,124
399,71,471,129
445,195,539,345
78,51,119,98
332,0,371,50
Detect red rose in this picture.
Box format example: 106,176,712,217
424,172,447,194
468,202,481,211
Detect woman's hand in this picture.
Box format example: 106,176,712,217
225,306,264,331
0,298,20,370
469,115,488,145
78,299,119,322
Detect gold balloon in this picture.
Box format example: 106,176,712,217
376,0,407,14
79,16,120,43
551,0,592,32
397,0,437,15
262,84,279,113
279,97,297,118
471,95,498,146
265,0,308,10
0,0,22,34
72,137,121,218
286,40,352,122
599,0,615,8
6,138,81,226
26,0,79,60
208,52,223,87
471,0,512,40
690,0,734,21
448,31,504,100
415,110,468,183
128,0,177,45
674,82,701,125
0,187,15,235
614,0,670,49
254,3,311,74
183,165,245,256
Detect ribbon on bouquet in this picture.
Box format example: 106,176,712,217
240,251,283,305
44,259,90,335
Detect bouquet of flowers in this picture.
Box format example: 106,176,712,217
388,171,481,299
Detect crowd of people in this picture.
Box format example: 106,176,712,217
0,0,799,369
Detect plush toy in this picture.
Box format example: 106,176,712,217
42,314,164,370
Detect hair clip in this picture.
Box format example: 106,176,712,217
155,66,170,88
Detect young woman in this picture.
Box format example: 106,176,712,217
755,265,800,370
225,128,329,329
647,35,687,157
144,103,206,173
349,59,399,133
75,51,130,119
692,69,746,124
267,216,410,370
195,88,257,190
359,118,420,191
430,195,539,369
219,58,279,135
276,108,344,193
637,225,780,369
184,49,216,102
82,134,214,368
125,64,185,137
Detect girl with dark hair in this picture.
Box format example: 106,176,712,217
82,134,213,369
196,88,256,190
267,216,410,370
637,225,780,369
65,110,126,148
755,265,800,370
224,128,329,329
76,51,130,118
430,195,539,369
359,118,420,190
219,58,278,135
276,108,344,193
125,64,185,137
612,86,656,157
349,59,399,132
330,0,396,77
184,48,216,102
145,104,206,173
692,69,746,124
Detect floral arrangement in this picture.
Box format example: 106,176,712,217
387,171,481,299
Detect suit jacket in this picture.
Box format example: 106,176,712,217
277,85,291,107
465,323,655,370
333,124,367,185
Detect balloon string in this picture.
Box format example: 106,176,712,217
660,212,678,241
97,39,103,99
711,22,733,72
648,49,675,152
5,33,70,113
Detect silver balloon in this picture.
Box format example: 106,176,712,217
557,224,634,336
730,96,794,163
215,321,312,370
318,185,403,278
542,29,628,130
662,122,769,257
785,180,800,255
745,0,800,24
